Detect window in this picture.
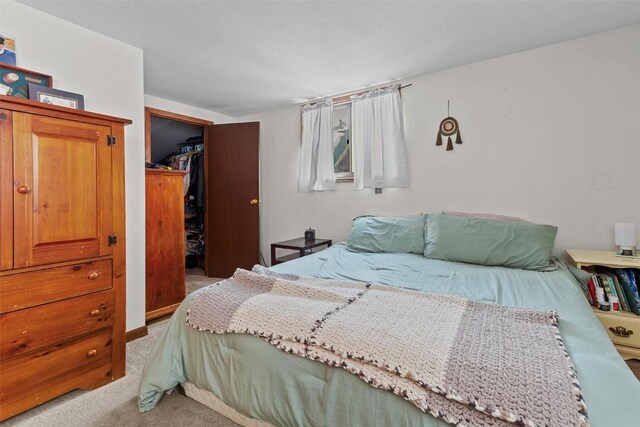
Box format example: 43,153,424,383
299,83,407,191
332,103,353,181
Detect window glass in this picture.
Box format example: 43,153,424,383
332,104,353,179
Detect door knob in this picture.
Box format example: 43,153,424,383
16,185,31,194
250,199,259,205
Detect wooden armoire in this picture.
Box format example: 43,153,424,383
0,96,130,420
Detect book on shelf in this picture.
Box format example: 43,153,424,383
609,273,630,312
588,267,640,316
613,269,640,315
596,274,609,301
586,276,597,306
596,271,617,299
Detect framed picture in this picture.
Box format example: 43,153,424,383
0,33,17,66
28,83,85,110
0,63,52,98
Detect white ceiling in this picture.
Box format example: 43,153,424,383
20,1,640,116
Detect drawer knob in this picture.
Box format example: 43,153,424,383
609,326,634,338
87,271,99,280
87,349,98,358
90,309,100,317
16,185,32,194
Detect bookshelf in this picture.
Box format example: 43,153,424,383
566,249,640,361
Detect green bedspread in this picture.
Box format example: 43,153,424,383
138,244,639,426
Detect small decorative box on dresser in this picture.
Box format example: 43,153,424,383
566,249,640,361
0,96,130,420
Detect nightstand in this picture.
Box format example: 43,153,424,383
566,249,640,360
271,238,332,266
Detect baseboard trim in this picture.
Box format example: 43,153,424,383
146,303,181,321
126,325,148,342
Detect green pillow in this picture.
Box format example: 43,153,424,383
424,214,557,270
348,215,425,254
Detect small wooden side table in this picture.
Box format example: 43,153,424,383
566,249,640,270
566,249,640,361
271,238,332,266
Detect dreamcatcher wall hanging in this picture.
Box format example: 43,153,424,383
436,101,463,151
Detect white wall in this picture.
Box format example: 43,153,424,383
145,94,237,125
241,25,640,261
1,0,147,331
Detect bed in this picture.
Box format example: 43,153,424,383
138,241,639,426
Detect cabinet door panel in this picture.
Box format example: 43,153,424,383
145,171,186,316
13,114,112,267
0,110,13,271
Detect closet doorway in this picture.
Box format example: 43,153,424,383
145,107,260,320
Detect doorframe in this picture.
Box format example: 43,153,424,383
144,107,213,162
144,107,214,276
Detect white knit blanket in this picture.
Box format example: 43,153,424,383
186,267,588,427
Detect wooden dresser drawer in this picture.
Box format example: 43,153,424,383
0,328,112,421
595,310,640,349
0,290,114,359
0,260,112,314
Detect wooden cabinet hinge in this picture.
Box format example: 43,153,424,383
108,235,118,246
107,135,116,147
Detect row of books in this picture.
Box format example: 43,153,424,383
586,268,640,315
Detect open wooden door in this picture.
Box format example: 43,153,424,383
205,122,260,277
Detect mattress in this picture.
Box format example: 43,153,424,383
138,244,640,426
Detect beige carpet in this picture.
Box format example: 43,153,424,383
186,268,219,295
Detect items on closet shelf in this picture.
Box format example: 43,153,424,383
161,136,206,267
145,162,172,170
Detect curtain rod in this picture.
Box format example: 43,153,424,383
304,83,413,107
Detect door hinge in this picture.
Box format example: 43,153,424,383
107,135,116,147
108,235,118,246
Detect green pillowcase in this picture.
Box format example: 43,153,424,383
424,214,558,270
348,215,425,254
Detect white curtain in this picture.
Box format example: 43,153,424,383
351,84,408,190
298,100,336,192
